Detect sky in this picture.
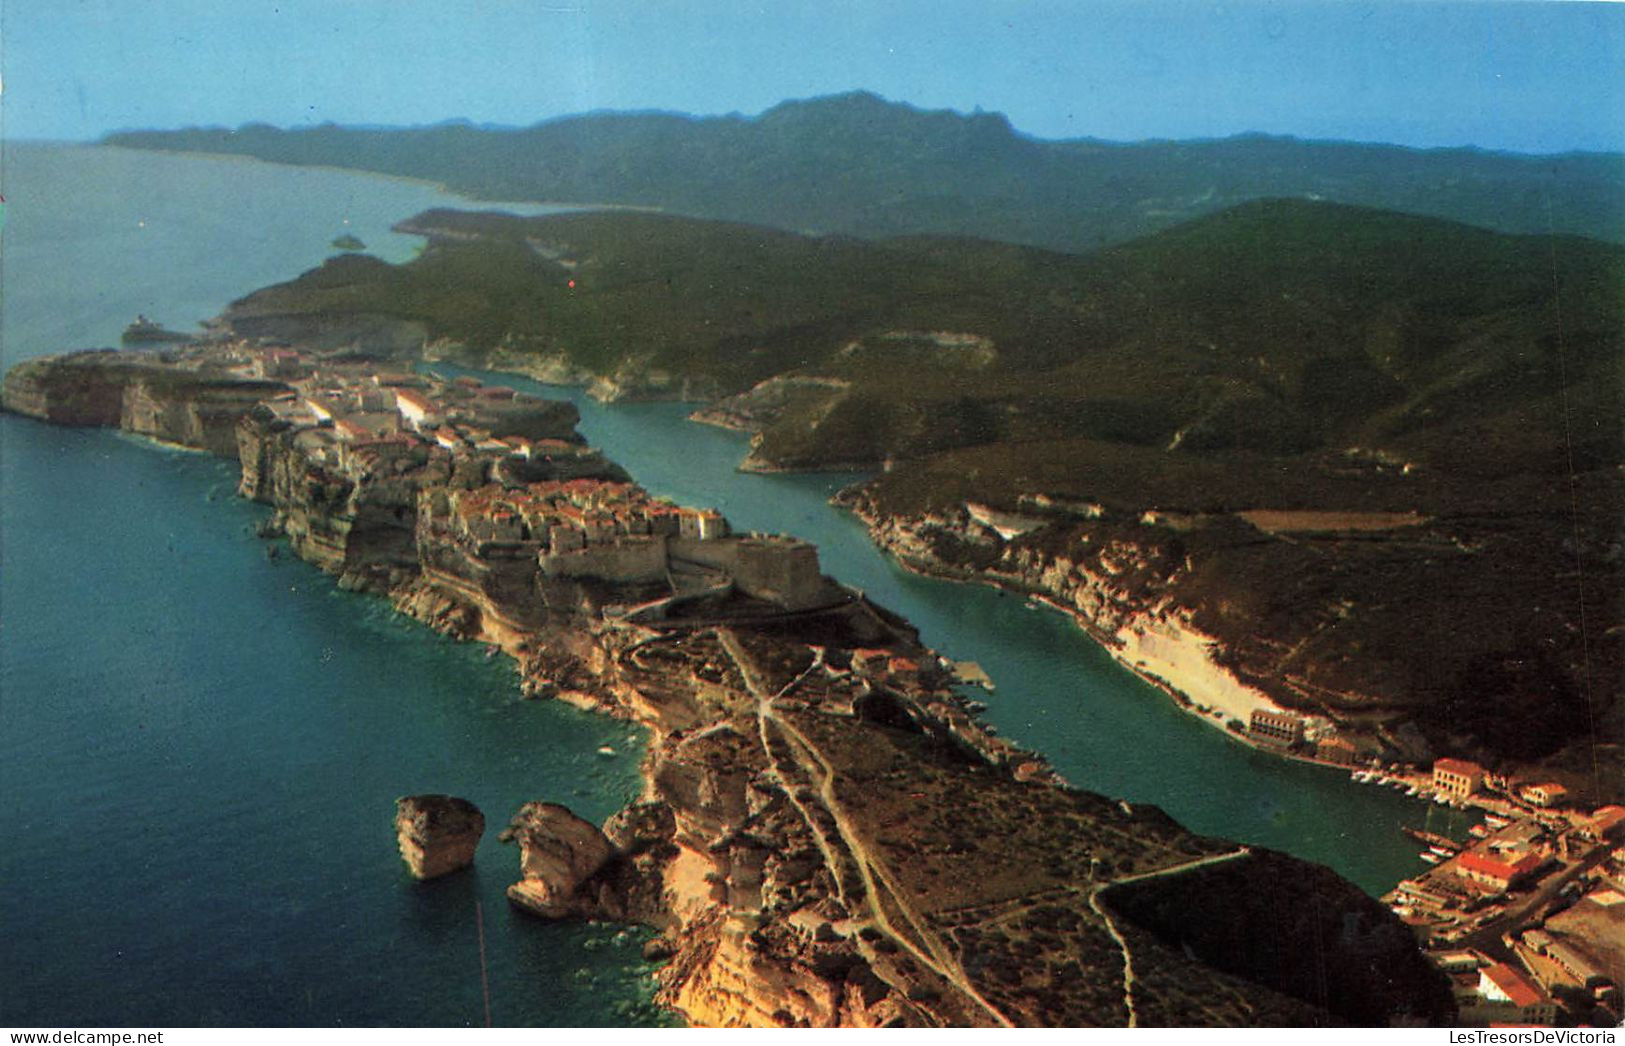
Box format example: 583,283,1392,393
3,1,1622,153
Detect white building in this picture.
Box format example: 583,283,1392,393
395,389,441,432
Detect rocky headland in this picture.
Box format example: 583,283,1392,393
2,351,288,455
3,344,1456,1027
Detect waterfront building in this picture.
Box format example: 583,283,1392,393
1248,708,1305,747
1433,757,1485,799
1478,963,1557,1024
697,510,729,540
677,507,731,540
1316,735,1359,765
1522,783,1570,808
1455,851,1545,892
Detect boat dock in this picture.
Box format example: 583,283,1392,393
951,661,995,691
1403,827,1460,852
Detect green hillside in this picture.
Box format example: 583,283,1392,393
232,200,1623,477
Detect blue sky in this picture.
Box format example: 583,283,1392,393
4,1,1622,152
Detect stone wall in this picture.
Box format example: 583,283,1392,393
671,536,825,610
540,535,670,584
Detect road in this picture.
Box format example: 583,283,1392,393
717,626,1254,1029
1085,847,1252,1027
716,628,1016,1028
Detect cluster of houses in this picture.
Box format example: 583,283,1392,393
443,478,726,553
1377,756,1625,1025
426,472,827,611
235,345,837,614
240,346,581,474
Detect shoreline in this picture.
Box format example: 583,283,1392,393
436,359,1386,778
826,495,1396,776
97,141,665,216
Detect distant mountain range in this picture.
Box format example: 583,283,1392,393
105,90,1625,252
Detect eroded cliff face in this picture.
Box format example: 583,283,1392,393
229,403,1446,1027
237,409,444,591
500,802,617,918
3,352,287,454
835,489,1430,762
836,461,1623,786
223,311,429,357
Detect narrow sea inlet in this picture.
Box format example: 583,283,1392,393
1,143,1459,1025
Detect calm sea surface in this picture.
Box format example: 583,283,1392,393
1,143,1461,1026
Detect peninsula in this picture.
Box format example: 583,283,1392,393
4,340,1454,1027
199,202,1623,805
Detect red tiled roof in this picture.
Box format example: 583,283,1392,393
1458,851,1542,882
1435,757,1484,776
1483,963,1545,1009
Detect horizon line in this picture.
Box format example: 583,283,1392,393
62,89,1625,162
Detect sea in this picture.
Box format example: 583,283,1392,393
0,142,1467,1027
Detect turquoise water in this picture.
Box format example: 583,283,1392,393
0,145,666,1027
1,143,1456,1027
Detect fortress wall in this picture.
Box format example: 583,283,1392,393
671,536,824,609
735,540,824,609
540,535,669,583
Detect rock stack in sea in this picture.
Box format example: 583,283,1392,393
499,801,616,918
394,794,486,880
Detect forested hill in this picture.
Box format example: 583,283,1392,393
105,91,1625,253
229,199,1624,481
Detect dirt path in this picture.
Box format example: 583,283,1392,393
1086,847,1252,1027
716,630,1015,1028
